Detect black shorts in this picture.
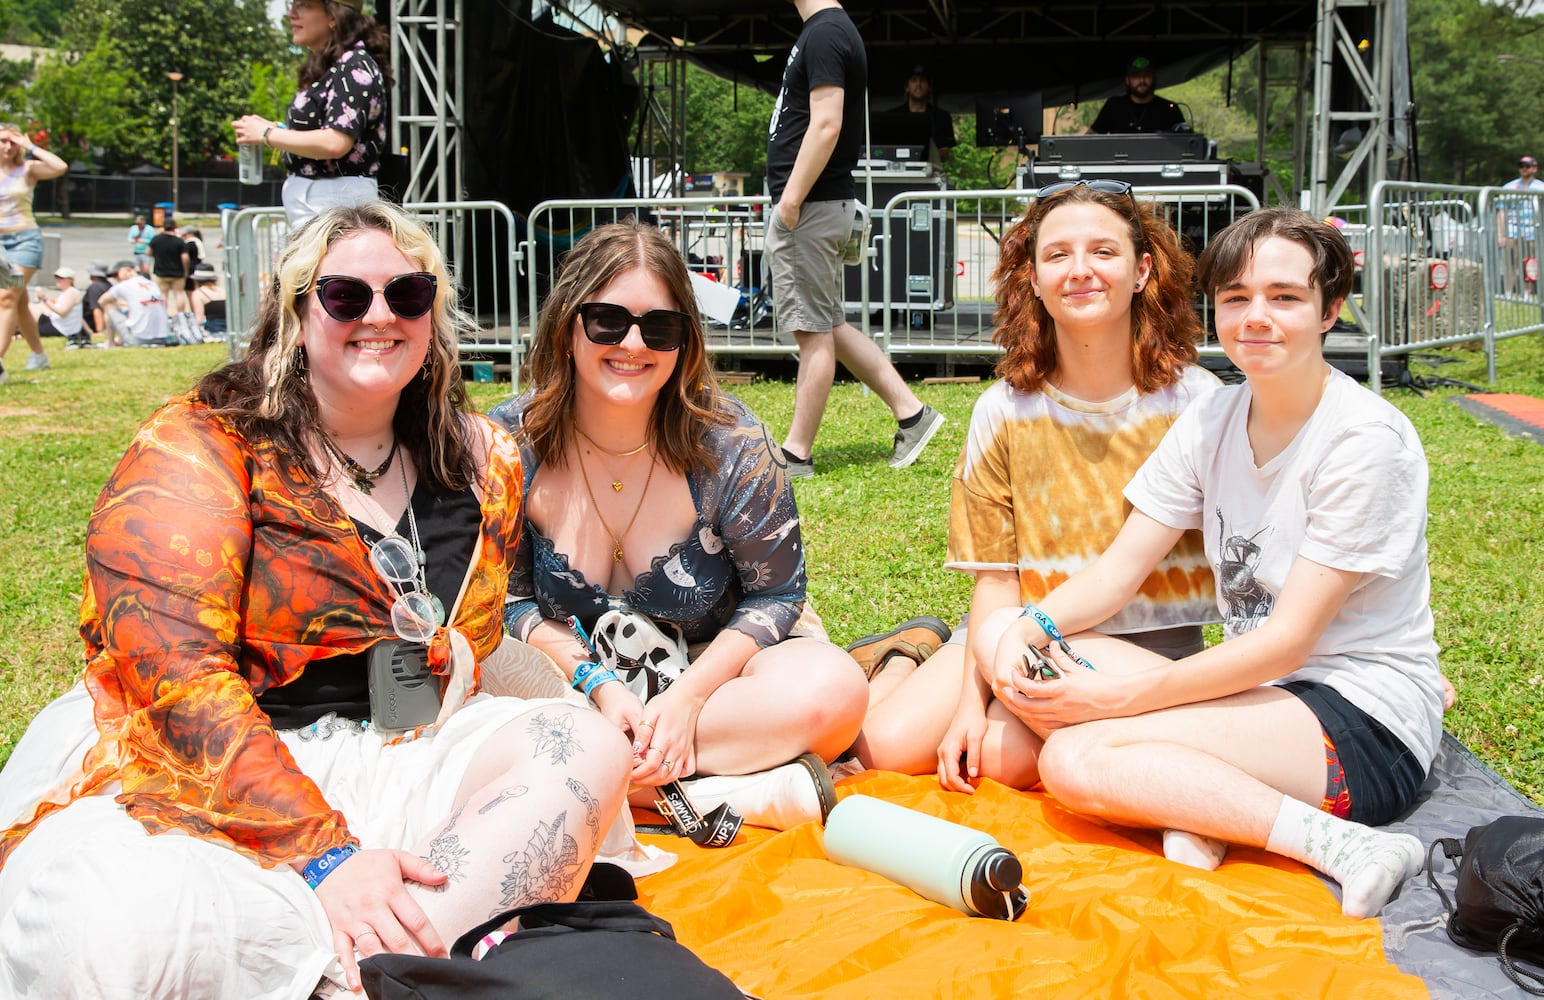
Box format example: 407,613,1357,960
1280,680,1426,826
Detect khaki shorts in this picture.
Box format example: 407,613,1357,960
766,199,855,334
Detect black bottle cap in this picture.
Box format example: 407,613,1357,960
968,848,1025,918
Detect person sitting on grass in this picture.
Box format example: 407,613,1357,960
489,220,867,832
852,180,1222,793
975,208,1442,918
0,202,633,997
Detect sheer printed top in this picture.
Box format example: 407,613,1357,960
489,394,806,649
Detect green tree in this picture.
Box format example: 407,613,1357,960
28,34,135,216
682,63,776,191
65,0,290,171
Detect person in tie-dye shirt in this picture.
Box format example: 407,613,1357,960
234,0,389,226
855,181,1221,788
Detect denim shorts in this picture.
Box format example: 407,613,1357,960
0,227,43,271
1280,680,1426,826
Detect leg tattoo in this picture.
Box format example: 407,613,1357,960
527,712,583,765
491,811,582,918
567,777,601,851
479,785,529,815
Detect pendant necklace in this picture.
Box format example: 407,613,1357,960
396,458,446,626
322,433,399,496
573,422,649,492
576,444,656,563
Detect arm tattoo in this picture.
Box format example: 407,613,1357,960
479,785,529,815
526,711,583,765
490,811,581,918
566,777,602,851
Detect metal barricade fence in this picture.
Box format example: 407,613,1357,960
1477,184,1544,383
1362,181,1535,391
872,185,1261,358
222,201,523,385
521,196,801,360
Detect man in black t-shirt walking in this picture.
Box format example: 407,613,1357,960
765,0,943,478
1090,56,1187,134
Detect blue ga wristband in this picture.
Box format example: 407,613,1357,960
302,843,359,889
1019,604,1096,671
571,660,603,690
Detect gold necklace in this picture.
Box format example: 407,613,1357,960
576,446,656,563
573,422,649,492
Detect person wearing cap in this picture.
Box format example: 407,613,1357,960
82,260,117,347
1497,155,1544,296
231,0,389,227
189,262,226,336
99,259,169,348
31,267,85,348
1089,56,1187,134
887,65,957,162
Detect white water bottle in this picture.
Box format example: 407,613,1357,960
823,795,1028,920
239,143,262,186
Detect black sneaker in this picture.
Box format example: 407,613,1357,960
782,449,814,479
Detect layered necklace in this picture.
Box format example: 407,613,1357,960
321,433,399,496
574,429,656,563
572,422,650,492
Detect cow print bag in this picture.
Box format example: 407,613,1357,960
590,609,690,704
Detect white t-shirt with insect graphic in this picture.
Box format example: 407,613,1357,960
1124,368,1442,771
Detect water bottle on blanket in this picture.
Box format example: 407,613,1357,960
823,795,1029,920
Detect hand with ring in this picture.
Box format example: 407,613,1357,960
627,686,706,786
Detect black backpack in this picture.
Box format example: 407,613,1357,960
360,863,746,1000
1427,815,1544,994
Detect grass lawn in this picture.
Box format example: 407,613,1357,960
1,336,1540,805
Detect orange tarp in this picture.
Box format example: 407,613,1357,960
636,771,1428,999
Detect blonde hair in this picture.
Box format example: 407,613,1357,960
198,202,480,491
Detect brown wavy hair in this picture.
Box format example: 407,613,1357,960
298,1,393,90
519,219,731,473
196,202,478,492
991,184,1201,395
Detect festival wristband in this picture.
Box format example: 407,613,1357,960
1019,604,1096,671
580,669,620,699
301,843,359,889
570,659,603,690
566,615,599,657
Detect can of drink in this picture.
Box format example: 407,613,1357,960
238,143,262,186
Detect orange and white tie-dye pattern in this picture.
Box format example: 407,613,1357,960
946,367,1219,634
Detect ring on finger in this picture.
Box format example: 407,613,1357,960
663,759,674,771
637,720,655,729
356,929,377,941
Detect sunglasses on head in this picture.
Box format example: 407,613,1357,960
577,301,690,352
1035,178,1138,206
313,272,437,323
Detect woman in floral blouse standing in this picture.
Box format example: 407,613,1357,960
234,0,389,226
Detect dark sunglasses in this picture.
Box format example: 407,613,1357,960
313,272,437,323
577,301,690,352
1035,178,1138,206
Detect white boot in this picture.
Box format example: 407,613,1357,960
681,753,838,831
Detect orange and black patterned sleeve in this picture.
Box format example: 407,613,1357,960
76,400,353,867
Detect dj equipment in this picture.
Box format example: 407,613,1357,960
1038,133,1212,164
858,145,932,175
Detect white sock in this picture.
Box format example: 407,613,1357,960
1265,796,1423,918
1163,829,1228,871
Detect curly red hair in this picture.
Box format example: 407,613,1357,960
991,185,1202,395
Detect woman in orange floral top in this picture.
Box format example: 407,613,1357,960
0,203,630,998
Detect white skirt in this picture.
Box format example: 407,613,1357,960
0,683,668,1000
